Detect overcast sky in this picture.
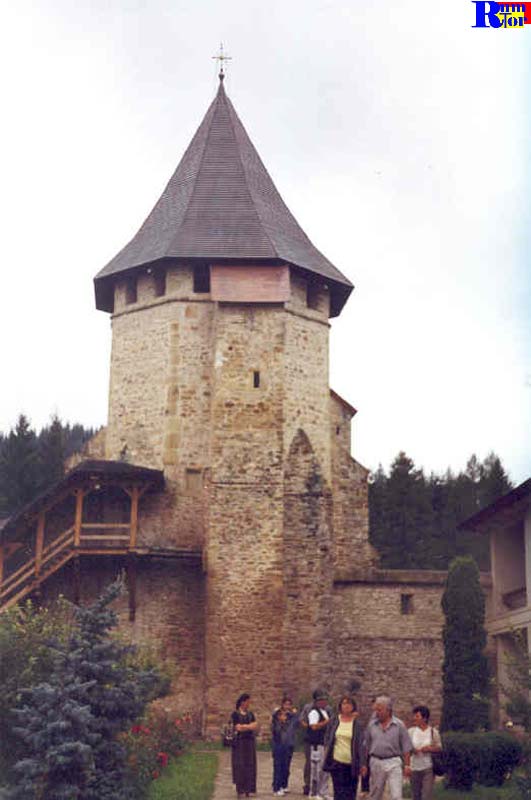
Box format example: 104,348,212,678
0,0,529,484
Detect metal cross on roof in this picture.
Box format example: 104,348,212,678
212,42,232,81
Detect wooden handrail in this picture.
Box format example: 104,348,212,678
81,523,130,530
1,528,74,598
42,533,75,567
1,560,37,598
80,534,130,541
1,556,37,593
42,527,75,558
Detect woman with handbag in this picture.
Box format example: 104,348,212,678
322,694,363,800
408,705,442,800
230,693,258,798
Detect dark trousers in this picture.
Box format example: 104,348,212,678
304,741,311,793
272,743,294,791
330,761,358,800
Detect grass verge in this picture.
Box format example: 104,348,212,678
432,780,516,799
147,750,218,800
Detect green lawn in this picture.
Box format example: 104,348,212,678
147,751,218,800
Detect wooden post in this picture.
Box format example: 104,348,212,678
0,546,4,590
126,554,137,622
74,489,84,547
35,512,45,576
129,487,140,550
73,556,81,605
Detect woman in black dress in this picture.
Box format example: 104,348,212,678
231,693,258,797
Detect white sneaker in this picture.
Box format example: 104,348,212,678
274,792,285,797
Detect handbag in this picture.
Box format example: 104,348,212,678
222,720,237,748
431,727,445,776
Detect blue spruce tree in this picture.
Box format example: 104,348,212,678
6,579,165,799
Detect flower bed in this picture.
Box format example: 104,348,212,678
124,707,194,793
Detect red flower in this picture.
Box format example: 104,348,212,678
157,751,169,767
131,725,142,735
152,770,160,780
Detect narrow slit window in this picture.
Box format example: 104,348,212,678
193,264,210,293
401,593,414,615
307,282,320,310
125,276,137,305
253,371,260,388
154,269,166,297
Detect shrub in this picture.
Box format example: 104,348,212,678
444,732,481,791
476,732,521,786
441,557,490,732
5,579,169,799
0,597,74,775
443,731,522,791
124,707,194,793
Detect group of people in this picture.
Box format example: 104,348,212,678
228,691,442,800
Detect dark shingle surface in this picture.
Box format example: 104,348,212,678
94,81,352,315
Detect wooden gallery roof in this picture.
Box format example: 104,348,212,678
94,78,353,317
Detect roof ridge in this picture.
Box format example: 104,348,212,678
167,87,221,255
221,89,279,261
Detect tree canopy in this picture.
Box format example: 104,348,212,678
369,451,512,570
0,415,96,516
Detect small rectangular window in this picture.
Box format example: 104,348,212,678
154,269,166,297
253,371,260,388
193,264,210,293
185,468,202,495
125,276,137,304
307,281,320,310
401,594,414,615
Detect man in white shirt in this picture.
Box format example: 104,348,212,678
307,691,331,800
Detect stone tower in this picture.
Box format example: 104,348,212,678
94,76,375,731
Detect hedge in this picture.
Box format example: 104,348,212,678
443,731,522,790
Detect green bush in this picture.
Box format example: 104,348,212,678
444,732,481,790
123,707,194,793
443,732,522,791
476,732,521,786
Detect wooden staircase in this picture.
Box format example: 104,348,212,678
0,524,133,611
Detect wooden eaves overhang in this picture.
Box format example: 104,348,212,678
0,459,185,614
458,478,531,535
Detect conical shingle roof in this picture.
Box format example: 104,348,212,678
94,80,353,315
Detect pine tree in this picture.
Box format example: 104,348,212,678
479,452,512,509
7,580,165,800
441,556,490,732
0,415,39,514
377,452,434,568
37,415,65,491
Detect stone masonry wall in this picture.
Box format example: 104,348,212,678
284,273,331,484
205,303,286,735
332,579,445,724
330,395,377,571
282,430,335,699
107,265,214,551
